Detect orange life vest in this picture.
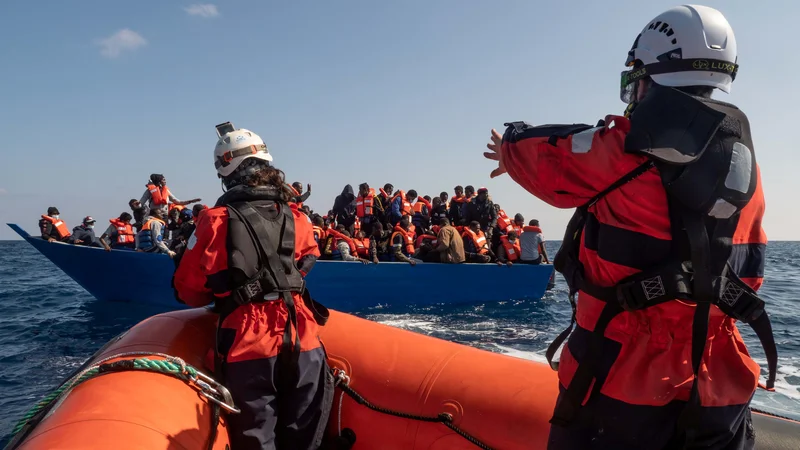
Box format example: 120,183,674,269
312,226,327,244
463,229,489,255
353,238,370,257
391,224,415,256
327,229,357,256
511,225,523,236
169,203,185,213
415,234,437,249
496,210,513,233
522,225,542,234
356,188,376,218
142,217,165,231
109,218,135,244
41,215,71,239
500,235,520,261
146,183,171,206
412,197,431,214
354,216,361,234
391,190,413,217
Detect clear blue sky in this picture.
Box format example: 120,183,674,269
1,0,796,240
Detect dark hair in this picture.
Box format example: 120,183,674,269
359,182,369,191
313,215,324,227
292,181,302,190
530,219,539,226
400,216,411,227
372,222,384,232
439,217,450,226
454,185,463,191
150,174,164,184
439,191,448,198
120,212,132,221
423,195,431,202
470,220,480,228
384,183,393,191
336,224,346,232
235,163,294,203
465,185,474,192
407,189,418,199
508,231,518,239
128,199,138,207
341,230,351,238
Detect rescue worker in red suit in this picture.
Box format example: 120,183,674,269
485,5,776,449
173,122,333,450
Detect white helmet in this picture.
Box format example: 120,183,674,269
213,122,273,177
621,5,738,103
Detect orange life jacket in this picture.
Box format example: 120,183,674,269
511,225,523,236
109,218,135,244
356,188,376,218
496,210,513,233
500,235,520,261
463,229,489,255
391,224,415,256
289,185,303,208
312,226,327,244
142,217,166,231
146,183,171,206
169,203,185,213
354,216,361,234
412,197,431,214
522,225,542,234
41,215,71,239
327,229,357,256
415,234,437,249
353,237,370,257
391,190,413,217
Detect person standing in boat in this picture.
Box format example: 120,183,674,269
139,173,201,217
448,185,467,225
290,181,312,207
136,208,175,258
173,122,332,450
355,183,379,236
484,5,774,448
128,199,148,232
464,187,497,236
375,183,393,228
39,206,71,243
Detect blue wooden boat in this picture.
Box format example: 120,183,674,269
8,223,555,312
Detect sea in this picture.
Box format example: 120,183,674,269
1,239,799,446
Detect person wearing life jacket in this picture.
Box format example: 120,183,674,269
39,206,71,243
355,183,379,235
290,181,312,207
448,185,467,225
323,224,346,260
353,230,371,259
516,219,549,265
412,228,440,263
173,122,333,450
389,189,417,226
68,216,103,248
369,222,392,263
411,195,432,232
390,216,417,265
136,208,175,257
484,6,774,448
439,191,449,209
495,231,520,267
430,196,449,225
168,208,197,252
376,183,394,227
512,213,524,237
140,174,201,217
165,207,182,243
326,226,368,263
464,187,497,236
100,212,136,251
311,215,327,254
462,220,492,263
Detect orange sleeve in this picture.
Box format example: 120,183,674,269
173,207,230,307
500,116,638,209
292,205,321,260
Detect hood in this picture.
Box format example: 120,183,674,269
341,184,355,201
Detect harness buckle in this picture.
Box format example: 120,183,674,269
715,276,764,322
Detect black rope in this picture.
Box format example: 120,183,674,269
207,404,221,450
336,380,493,450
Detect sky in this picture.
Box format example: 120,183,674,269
0,0,797,240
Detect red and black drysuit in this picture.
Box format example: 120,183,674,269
173,185,333,450
499,86,777,449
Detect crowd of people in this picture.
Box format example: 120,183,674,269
297,182,549,266
38,175,548,266
38,173,204,257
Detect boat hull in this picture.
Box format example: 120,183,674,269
7,223,555,312
6,308,799,450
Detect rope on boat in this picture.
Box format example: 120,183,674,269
332,369,494,450
7,352,238,450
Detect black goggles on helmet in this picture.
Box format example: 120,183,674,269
620,58,739,104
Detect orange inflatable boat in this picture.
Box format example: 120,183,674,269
4,308,799,450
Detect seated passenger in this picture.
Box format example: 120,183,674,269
100,212,136,251
430,218,466,264
390,216,417,265
70,216,103,248
39,206,71,243
136,208,175,257
353,230,371,259
496,230,521,266
369,222,392,263
519,219,550,264
462,220,492,263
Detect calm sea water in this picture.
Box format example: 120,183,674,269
1,239,799,445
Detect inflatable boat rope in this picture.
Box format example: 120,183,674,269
331,369,493,450
6,352,239,450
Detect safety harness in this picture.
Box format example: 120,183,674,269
542,86,778,445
